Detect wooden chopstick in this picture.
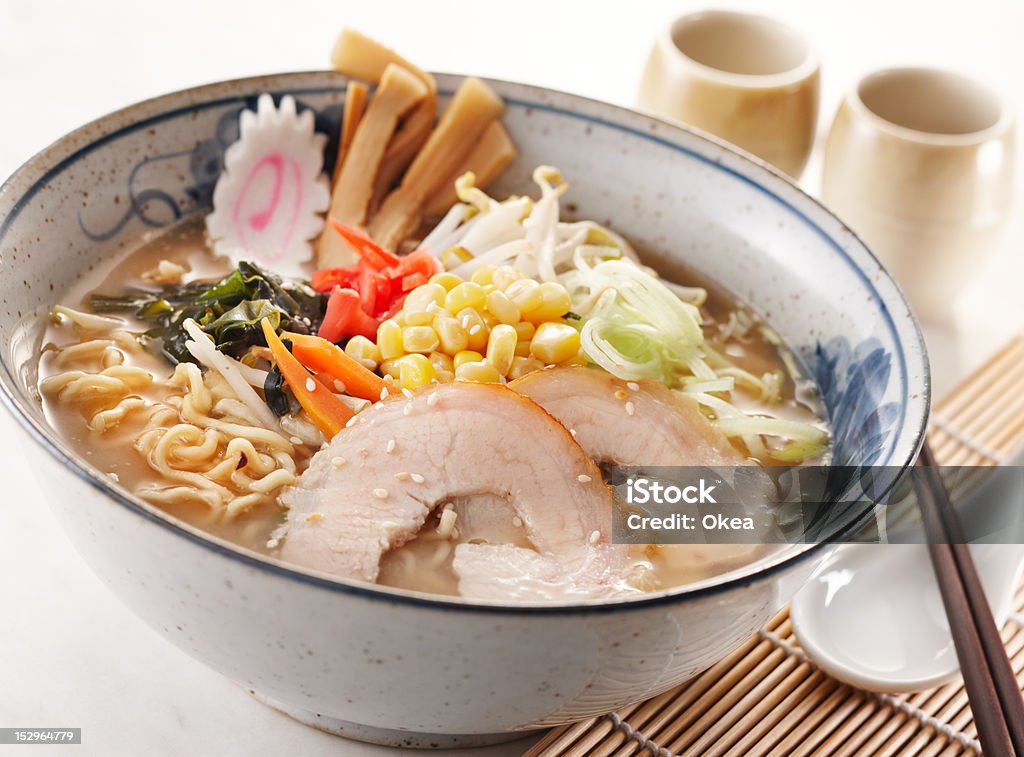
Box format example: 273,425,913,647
915,440,1024,755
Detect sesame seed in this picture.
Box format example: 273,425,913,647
461,315,472,329
427,392,439,407
374,401,384,410
334,379,347,393
305,512,324,523
386,439,396,454
469,324,482,335
614,389,628,400
345,416,358,427
589,530,601,544
382,374,395,385
109,472,119,482
512,516,523,528
437,508,458,538
289,436,303,445
373,488,389,500
403,402,413,416
331,456,347,467
569,428,577,437
402,388,414,399
380,387,389,401
578,474,592,483
266,538,280,549
625,401,636,416
410,473,425,484
394,471,411,481
626,381,640,392
305,377,317,392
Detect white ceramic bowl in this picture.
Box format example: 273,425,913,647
0,72,929,748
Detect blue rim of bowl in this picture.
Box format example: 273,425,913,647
0,71,930,615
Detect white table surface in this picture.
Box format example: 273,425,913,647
1,1,1021,754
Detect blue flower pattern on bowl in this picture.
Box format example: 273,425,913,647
78,96,342,242
802,336,897,469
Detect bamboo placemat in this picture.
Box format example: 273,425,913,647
529,337,1024,757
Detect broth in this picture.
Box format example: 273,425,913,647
39,216,826,597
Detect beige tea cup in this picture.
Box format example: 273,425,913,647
822,67,1015,321
638,10,820,177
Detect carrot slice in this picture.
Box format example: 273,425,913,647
260,319,354,438
285,332,394,402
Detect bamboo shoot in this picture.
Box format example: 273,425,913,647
333,81,368,185
331,29,436,205
422,121,517,218
369,77,504,249
317,64,427,268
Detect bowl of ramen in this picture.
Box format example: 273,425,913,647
0,32,928,748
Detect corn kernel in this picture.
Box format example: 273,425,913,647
514,339,532,357
429,272,463,291
379,358,402,379
563,350,588,367
505,278,543,315
397,354,436,389
402,325,440,354
441,246,472,270
429,351,454,374
454,350,484,369
457,308,490,351
492,265,522,291
377,320,405,360
445,281,487,313
480,310,501,329
455,361,501,383
526,282,572,322
508,356,545,380
512,321,536,342
469,264,497,286
530,322,581,364
433,314,469,354
485,290,520,324
344,335,381,370
486,324,517,376
403,283,446,326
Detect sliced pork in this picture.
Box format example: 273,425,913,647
452,543,644,602
280,382,625,588
513,366,773,586
510,365,748,467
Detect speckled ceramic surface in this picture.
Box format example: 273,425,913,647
0,71,929,747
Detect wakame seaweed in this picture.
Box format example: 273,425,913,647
89,262,326,363
262,364,292,417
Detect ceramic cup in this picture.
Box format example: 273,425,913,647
637,10,820,177
822,67,1015,322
